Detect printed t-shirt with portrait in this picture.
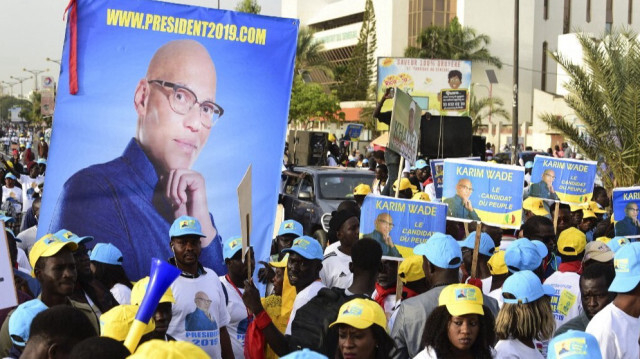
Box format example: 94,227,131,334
220,275,251,359
168,269,230,358
543,270,582,329
2,186,21,212
19,174,43,213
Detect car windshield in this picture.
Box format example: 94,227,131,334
318,173,373,200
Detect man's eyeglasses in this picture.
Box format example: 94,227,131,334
459,185,473,192
148,79,224,128
379,220,394,227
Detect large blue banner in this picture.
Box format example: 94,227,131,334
38,0,298,279
528,155,597,205
359,194,447,258
443,159,524,228
430,157,480,200
612,187,640,238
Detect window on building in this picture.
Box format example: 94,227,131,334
586,0,591,22
541,41,548,91
563,0,571,33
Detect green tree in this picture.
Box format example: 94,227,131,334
295,27,334,80
235,0,261,14
0,95,31,122
288,75,344,127
405,17,502,68
336,0,377,101
469,93,510,134
540,29,640,189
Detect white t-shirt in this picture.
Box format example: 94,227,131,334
415,346,497,359
2,186,22,212
543,271,582,330
18,174,43,213
495,339,544,359
320,249,352,289
324,241,340,256
110,283,131,305
489,287,504,308
220,276,250,359
586,302,640,359
168,269,231,358
285,280,325,335
16,247,31,274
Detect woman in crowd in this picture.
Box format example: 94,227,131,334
329,298,395,359
415,283,495,359
495,270,555,358
89,243,133,305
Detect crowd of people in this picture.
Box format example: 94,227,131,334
0,120,636,359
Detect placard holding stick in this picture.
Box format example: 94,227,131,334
470,222,482,279
237,165,252,280
553,201,560,234
395,157,405,198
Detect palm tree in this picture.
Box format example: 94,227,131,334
469,94,510,134
540,29,640,190
295,27,334,80
405,17,502,68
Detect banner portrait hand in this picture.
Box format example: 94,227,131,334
165,168,217,246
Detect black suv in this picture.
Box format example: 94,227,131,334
280,166,375,246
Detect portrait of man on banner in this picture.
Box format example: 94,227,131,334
38,1,299,280
612,187,640,238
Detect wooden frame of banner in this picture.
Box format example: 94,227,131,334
394,157,405,302
237,165,252,280
470,221,482,279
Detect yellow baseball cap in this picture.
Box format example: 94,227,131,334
130,277,175,306
411,191,431,202
100,305,155,341
328,134,336,142
596,236,612,244
354,184,372,196
398,255,425,284
128,339,209,359
438,283,484,316
393,178,417,192
588,201,606,214
269,253,289,268
329,298,387,330
487,249,508,275
582,209,596,219
570,204,588,212
29,233,78,270
523,197,549,216
557,227,587,255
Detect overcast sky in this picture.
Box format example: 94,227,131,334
0,0,282,97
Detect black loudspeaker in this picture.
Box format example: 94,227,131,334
288,131,328,166
472,136,487,161
420,116,472,158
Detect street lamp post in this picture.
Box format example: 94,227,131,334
46,57,61,66
23,68,49,92
10,76,31,99
1,81,18,97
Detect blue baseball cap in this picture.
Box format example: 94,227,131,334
281,349,328,359
415,159,428,169
606,236,630,253
363,158,369,164
6,228,18,242
501,270,554,304
55,229,94,245
169,216,205,238
9,299,48,346
548,330,602,359
36,159,46,165
460,232,496,257
223,235,252,260
524,161,534,169
414,232,462,269
504,238,548,272
282,235,323,260
609,242,640,293
5,173,16,180
278,220,303,237
90,243,124,266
